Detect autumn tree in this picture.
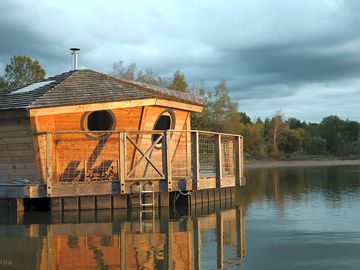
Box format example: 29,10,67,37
1,55,45,90
113,61,137,80
208,81,241,134
278,126,303,153
239,120,265,157
113,60,169,87
137,68,169,87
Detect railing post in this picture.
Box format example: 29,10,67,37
215,134,222,188
235,136,241,186
119,131,126,194
46,133,52,197
164,130,172,191
240,136,244,184
191,131,200,190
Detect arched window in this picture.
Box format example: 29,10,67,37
87,110,114,131
152,110,175,144
81,110,115,139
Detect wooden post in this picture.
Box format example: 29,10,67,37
216,211,224,269
47,225,53,270
240,136,244,183
236,206,246,258
166,219,173,270
215,134,222,188
46,133,52,197
235,136,241,186
119,132,126,194
191,131,200,190
193,218,201,270
164,130,172,192
84,161,87,182
120,223,127,270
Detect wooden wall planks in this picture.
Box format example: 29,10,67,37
0,115,38,184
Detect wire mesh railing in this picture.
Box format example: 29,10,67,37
221,136,236,177
40,130,243,190
54,132,119,183
198,134,216,177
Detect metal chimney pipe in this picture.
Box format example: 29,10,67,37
70,48,80,70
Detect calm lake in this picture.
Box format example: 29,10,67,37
1,164,360,269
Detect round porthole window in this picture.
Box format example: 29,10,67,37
81,110,115,138
152,109,175,145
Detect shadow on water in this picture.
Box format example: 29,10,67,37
0,200,245,270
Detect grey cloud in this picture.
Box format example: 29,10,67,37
1,0,360,122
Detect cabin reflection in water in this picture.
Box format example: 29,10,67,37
0,203,245,270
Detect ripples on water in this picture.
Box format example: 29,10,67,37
1,165,360,269
242,165,360,270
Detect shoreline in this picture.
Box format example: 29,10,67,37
245,159,360,169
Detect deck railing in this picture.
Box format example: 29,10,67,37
37,130,244,196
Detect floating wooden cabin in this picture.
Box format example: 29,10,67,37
0,69,245,211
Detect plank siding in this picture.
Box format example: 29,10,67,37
32,105,193,183
0,114,38,184
33,107,144,183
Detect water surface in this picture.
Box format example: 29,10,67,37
1,164,360,269
241,165,360,270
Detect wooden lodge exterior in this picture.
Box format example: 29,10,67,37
0,69,245,210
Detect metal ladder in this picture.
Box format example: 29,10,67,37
139,182,155,232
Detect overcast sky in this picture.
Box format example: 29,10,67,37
1,0,360,122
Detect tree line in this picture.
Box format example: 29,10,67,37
1,56,360,160
111,61,360,160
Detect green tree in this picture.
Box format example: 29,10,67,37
239,121,265,157
345,120,360,141
168,70,188,92
3,55,45,89
303,136,326,155
320,115,346,154
239,112,252,124
278,127,302,153
306,123,321,137
191,87,212,130
287,117,306,129
208,80,241,134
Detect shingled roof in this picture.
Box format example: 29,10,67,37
0,69,203,111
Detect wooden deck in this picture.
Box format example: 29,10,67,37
35,130,245,197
